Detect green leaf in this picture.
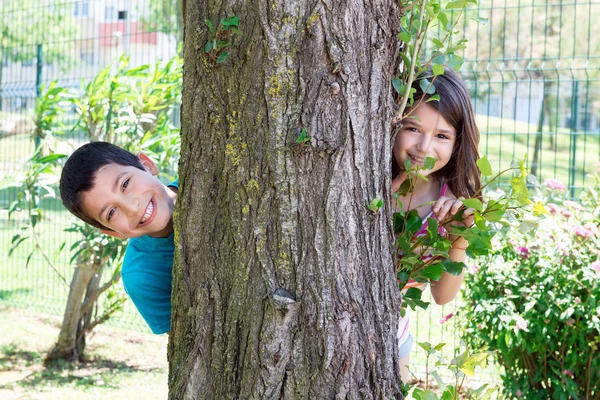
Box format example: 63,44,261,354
446,54,464,71
419,78,436,94
446,0,467,9
426,217,439,238
398,177,412,197
462,198,483,212
204,41,213,52
471,16,489,25
367,197,384,213
432,64,445,76
37,154,66,164
216,52,229,63
392,77,404,94
221,16,239,27
423,156,437,170
443,260,466,276
405,210,423,234
426,94,440,103
296,128,310,144
398,31,411,44
432,38,445,49
397,235,411,254
422,263,444,281
476,155,493,176
404,287,423,300
437,12,449,31
205,19,215,32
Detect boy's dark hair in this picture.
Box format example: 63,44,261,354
60,141,145,230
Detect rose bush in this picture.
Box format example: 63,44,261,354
461,171,600,399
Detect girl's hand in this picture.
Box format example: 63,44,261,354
432,196,474,228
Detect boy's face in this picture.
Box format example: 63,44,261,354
80,154,177,238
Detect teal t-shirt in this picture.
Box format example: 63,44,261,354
121,180,177,334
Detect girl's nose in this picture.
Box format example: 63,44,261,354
416,134,432,152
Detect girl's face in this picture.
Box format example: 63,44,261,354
393,102,457,177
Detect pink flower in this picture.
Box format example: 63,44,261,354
516,389,523,397
544,178,567,191
573,225,594,238
561,209,573,219
563,369,574,378
439,313,455,324
516,246,530,259
574,297,581,304
591,261,600,272
557,242,569,256
477,323,484,330
566,318,576,326
564,200,584,211
515,316,528,331
546,203,561,214
468,264,480,275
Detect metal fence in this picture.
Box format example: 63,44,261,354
0,0,598,373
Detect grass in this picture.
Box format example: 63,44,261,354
0,304,168,400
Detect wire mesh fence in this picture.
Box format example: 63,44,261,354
0,0,598,381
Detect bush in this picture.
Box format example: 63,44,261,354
461,172,600,399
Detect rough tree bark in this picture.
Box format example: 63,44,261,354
169,0,403,398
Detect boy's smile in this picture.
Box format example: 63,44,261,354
80,154,177,238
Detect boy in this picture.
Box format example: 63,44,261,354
59,141,177,334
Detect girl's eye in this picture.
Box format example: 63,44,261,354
107,208,115,222
122,178,130,191
437,134,450,140
406,127,419,133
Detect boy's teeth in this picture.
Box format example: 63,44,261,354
141,201,153,223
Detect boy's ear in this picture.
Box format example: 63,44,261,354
137,153,159,176
100,229,127,239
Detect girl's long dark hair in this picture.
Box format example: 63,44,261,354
393,67,481,199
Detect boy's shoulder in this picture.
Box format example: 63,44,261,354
123,234,175,275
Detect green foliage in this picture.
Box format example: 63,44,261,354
204,16,241,65
71,54,182,180
461,172,600,398
0,0,78,69
405,341,497,399
7,54,183,355
395,158,532,314
6,149,67,279
367,197,384,214
394,0,480,118
32,81,74,154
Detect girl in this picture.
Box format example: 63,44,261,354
392,67,481,383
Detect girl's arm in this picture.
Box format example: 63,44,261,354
429,197,473,305
430,243,466,305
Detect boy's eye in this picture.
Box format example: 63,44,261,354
107,208,115,221
122,178,130,191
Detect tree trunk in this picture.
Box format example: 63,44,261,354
45,257,99,364
169,0,403,398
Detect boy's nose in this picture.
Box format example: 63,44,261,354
123,197,140,215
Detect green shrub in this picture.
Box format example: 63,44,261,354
461,172,600,399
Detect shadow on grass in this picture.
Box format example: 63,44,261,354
0,342,164,391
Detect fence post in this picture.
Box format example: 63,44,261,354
35,43,43,150
568,80,579,197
